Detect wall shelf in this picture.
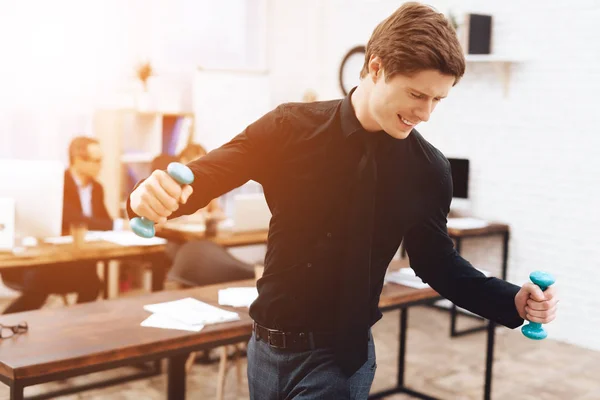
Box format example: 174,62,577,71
465,55,524,97
94,110,194,217
465,54,523,63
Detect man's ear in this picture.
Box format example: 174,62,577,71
368,55,383,82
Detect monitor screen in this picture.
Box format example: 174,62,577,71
448,158,469,199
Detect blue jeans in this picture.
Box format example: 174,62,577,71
247,329,376,399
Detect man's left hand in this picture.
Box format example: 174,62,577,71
514,283,559,323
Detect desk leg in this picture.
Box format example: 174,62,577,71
103,261,110,299
151,254,169,292
484,320,496,400
449,238,462,337
10,382,24,400
168,353,188,400
369,307,440,400
501,232,509,280
398,307,407,387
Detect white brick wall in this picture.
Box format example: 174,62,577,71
268,0,600,351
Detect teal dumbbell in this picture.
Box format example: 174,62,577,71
521,271,556,340
130,162,194,238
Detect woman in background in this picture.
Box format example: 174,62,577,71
154,143,256,288
177,144,225,221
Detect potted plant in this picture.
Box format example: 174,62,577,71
135,61,153,110
136,61,153,91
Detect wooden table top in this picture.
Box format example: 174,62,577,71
0,281,253,381
0,218,504,272
0,226,269,271
0,240,165,270
160,220,506,242
447,222,509,238
379,281,440,309
157,225,269,247
0,278,439,382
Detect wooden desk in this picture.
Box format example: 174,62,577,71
157,224,269,248
0,224,270,272
0,241,169,298
448,222,510,338
447,222,510,241
371,281,497,400
0,241,165,271
400,221,510,338
0,281,254,400
0,279,498,400
0,228,269,300
446,221,510,281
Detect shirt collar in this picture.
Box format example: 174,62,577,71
340,87,366,140
70,169,92,190
340,87,390,151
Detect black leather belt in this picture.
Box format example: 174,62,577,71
253,322,334,351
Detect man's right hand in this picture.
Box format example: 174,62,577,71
129,170,194,224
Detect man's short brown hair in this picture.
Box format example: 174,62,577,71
68,136,99,165
360,2,465,85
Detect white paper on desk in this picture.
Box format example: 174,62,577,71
44,231,105,245
384,268,430,289
164,222,206,232
144,297,240,326
218,287,258,308
141,313,205,332
385,266,491,289
447,218,489,230
163,218,235,233
95,231,166,246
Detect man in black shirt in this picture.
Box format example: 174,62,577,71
129,3,558,398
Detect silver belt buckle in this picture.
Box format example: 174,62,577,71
267,328,287,349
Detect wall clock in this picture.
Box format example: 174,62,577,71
339,45,366,96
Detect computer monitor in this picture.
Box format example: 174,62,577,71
232,193,271,233
447,158,470,215
0,159,64,243
448,158,469,199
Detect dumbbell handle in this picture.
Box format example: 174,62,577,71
130,163,194,238
521,271,556,340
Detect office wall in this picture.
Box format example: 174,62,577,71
267,0,600,351
0,0,142,162
0,0,265,163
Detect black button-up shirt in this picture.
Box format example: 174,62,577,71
161,90,524,333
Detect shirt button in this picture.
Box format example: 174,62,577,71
326,232,332,238
307,262,312,268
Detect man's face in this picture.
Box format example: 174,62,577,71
74,143,103,180
368,68,455,139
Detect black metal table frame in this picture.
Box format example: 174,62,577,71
448,230,509,337
400,229,510,338
0,333,251,400
368,297,497,400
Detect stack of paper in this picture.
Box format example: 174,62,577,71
140,297,240,332
45,231,166,246
385,266,491,290
384,267,430,289
218,287,258,308
97,231,167,246
141,313,205,332
44,231,105,244
447,218,489,230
